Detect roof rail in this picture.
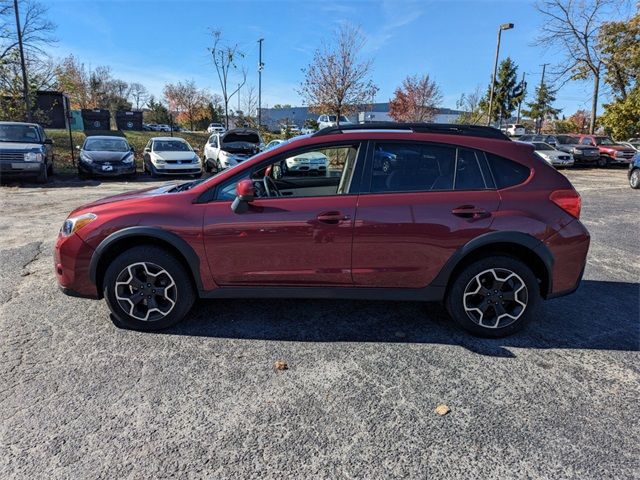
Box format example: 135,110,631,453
312,122,510,140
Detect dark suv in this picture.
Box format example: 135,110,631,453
55,124,590,337
0,121,54,182
519,134,600,165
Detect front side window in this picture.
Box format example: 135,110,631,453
595,137,615,145
216,144,360,201
370,142,456,193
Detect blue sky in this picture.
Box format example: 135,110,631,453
47,0,634,114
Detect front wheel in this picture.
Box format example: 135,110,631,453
630,169,640,189
597,156,609,168
446,256,540,337
103,246,195,331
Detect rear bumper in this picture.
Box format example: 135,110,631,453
544,219,590,298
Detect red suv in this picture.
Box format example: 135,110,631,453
55,124,590,337
575,134,636,167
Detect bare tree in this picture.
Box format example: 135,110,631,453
535,0,617,133
455,86,485,124
0,0,56,62
298,24,378,125
242,84,258,118
208,30,247,128
129,82,149,110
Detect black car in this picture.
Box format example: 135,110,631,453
0,121,54,183
519,134,600,165
629,152,640,189
77,136,136,178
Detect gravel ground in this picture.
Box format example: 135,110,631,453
0,169,638,479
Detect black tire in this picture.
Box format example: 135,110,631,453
148,162,159,178
35,164,48,183
445,255,540,338
103,246,196,331
629,169,640,189
204,160,212,173
597,156,609,168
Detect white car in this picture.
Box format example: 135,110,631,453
264,139,286,151
505,124,525,137
157,124,171,132
317,114,352,130
527,141,574,167
207,123,226,134
279,124,300,135
204,128,262,172
300,127,316,135
142,137,202,177
282,151,328,175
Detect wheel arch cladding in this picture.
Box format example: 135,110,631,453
90,227,202,298
433,231,554,299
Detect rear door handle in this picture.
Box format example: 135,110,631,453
317,211,351,224
451,205,491,219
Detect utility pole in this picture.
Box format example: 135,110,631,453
516,71,526,124
13,0,32,122
487,23,514,127
257,38,264,128
537,63,549,134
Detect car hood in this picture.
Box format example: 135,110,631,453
70,183,178,215
600,145,635,152
221,129,260,146
0,141,43,151
153,151,196,161
81,150,132,162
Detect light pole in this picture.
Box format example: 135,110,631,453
486,23,514,127
257,38,264,128
13,0,32,122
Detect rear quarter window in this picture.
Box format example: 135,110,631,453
486,153,530,189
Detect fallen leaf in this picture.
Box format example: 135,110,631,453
274,360,288,371
435,404,451,416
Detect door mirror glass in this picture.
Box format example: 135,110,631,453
44,138,53,145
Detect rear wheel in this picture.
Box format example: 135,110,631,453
630,169,640,189
597,156,609,168
446,256,540,337
103,246,195,331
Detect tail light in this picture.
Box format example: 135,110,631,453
550,189,581,219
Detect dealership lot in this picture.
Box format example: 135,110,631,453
0,169,638,478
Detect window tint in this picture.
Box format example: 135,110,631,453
370,142,456,192
455,149,487,190
486,153,530,189
580,138,592,145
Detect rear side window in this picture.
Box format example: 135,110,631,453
486,153,530,189
370,142,456,192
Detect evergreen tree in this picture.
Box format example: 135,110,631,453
479,57,525,124
523,82,561,133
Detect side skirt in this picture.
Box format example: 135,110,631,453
199,285,446,302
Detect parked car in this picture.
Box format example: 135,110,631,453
575,135,636,167
55,122,590,338
0,121,54,183
142,123,153,131
300,127,316,135
204,128,262,172
522,141,574,167
146,124,160,131
519,134,600,165
207,123,226,134
279,124,300,135
628,152,640,189
317,114,353,130
142,137,202,177
264,139,286,151
77,136,136,178
505,124,525,137
157,124,172,132
618,141,639,152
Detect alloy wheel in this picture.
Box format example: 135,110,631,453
630,170,640,188
463,268,528,329
114,262,177,322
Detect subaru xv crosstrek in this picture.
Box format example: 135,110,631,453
55,123,590,337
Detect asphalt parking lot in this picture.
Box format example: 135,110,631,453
1,169,638,479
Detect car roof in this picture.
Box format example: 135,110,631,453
152,136,186,141
0,121,40,127
84,135,129,141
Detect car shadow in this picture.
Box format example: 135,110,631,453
160,280,639,357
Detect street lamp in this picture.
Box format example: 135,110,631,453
486,22,514,127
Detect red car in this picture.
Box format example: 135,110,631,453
55,124,590,337
575,134,636,167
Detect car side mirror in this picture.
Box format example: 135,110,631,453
44,138,53,145
231,179,256,214
144,147,150,152
75,145,81,150
130,146,135,152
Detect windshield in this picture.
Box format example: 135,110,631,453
153,140,191,151
556,136,577,145
533,142,554,151
595,137,615,145
84,138,129,152
0,124,41,143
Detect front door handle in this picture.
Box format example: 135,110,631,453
316,211,351,224
451,205,491,219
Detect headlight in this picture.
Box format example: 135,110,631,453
122,153,134,164
193,155,200,164
80,153,93,164
615,151,624,157
24,152,44,162
154,156,166,164
60,213,97,237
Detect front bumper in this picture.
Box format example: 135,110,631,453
79,161,136,176
54,232,99,299
572,152,600,163
153,166,202,175
0,161,44,177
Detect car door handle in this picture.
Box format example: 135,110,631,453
451,205,491,219
316,211,350,224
